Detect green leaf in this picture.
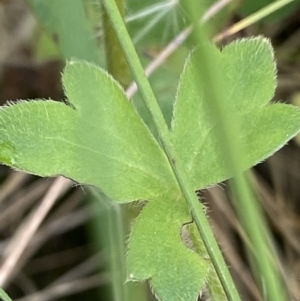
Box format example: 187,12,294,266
127,193,209,301
0,61,208,300
1,37,300,301
27,0,99,62
0,62,176,202
171,37,300,191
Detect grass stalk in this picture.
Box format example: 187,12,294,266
184,1,290,300
214,0,295,42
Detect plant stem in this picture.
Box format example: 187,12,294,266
0,287,13,301
184,1,290,301
102,0,131,87
101,1,241,301
126,0,233,99
100,2,147,300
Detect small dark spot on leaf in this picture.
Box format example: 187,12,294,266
52,33,59,43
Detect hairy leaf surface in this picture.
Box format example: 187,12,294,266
0,62,177,202
127,194,209,301
0,37,300,301
171,38,300,191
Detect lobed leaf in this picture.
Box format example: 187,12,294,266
127,193,209,301
0,37,300,301
171,37,300,191
0,62,177,202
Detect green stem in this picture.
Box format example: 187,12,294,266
0,288,12,301
100,1,147,300
101,1,241,301
185,1,290,301
101,0,131,87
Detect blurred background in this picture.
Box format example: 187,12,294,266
0,0,300,300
